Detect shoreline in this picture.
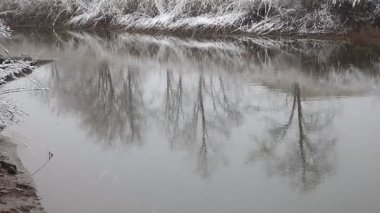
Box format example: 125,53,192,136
7,25,380,44
0,136,45,213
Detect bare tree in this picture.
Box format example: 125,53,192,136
248,84,336,192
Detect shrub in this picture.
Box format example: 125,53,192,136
0,0,379,35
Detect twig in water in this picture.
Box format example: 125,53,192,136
32,151,53,175
0,87,49,95
19,71,44,88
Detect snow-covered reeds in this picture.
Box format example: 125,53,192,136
0,20,10,38
0,21,50,129
0,0,379,35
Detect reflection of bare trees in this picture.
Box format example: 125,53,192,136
124,69,145,141
194,74,209,178
248,84,336,192
13,31,372,185
163,71,243,177
97,61,115,106
7,30,380,99
47,59,145,148
165,70,183,148
89,64,145,144
290,84,336,192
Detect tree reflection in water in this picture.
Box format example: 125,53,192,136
248,84,336,192
165,70,242,177
165,70,183,148
94,62,145,143
47,59,145,148
7,31,380,191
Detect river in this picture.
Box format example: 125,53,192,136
2,30,380,213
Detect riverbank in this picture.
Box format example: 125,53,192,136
1,0,380,37
0,137,45,213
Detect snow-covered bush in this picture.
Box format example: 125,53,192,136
0,19,10,38
0,0,379,34
0,20,23,129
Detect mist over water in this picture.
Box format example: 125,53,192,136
3,30,380,213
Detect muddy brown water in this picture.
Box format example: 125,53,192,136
2,30,380,213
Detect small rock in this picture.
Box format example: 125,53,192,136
15,188,24,192
0,189,10,194
7,167,17,175
0,161,17,175
19,206,31,213
16,184,33,190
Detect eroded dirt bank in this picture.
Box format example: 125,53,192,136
0,137,45,213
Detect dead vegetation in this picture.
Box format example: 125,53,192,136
0,0,379,36
0,21,49,213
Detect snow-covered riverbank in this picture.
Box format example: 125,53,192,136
1,0,380,37
0,21,47,213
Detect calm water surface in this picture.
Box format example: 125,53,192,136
3,31,380,213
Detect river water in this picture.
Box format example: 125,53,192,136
2,30,380,213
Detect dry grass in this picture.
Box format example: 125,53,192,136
0,0,380,35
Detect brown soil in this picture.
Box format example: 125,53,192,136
0,137,45,213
